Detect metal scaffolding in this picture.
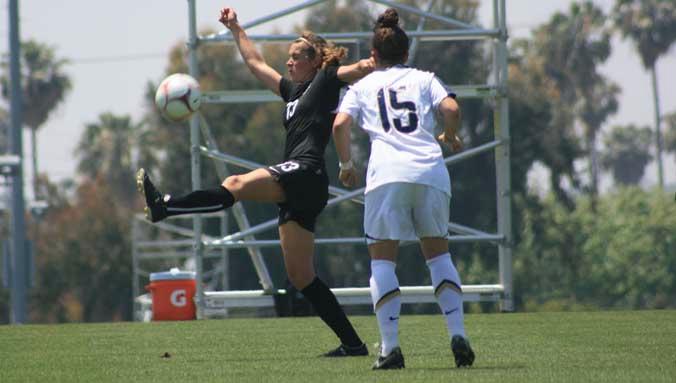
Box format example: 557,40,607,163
133,0,512,320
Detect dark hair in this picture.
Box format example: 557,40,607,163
294,31,348,68
372,8,409,65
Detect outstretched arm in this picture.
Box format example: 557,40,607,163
219,8,282,95
336,57,375,84
332,112,357,187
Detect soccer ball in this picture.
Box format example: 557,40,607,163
155,73,201,122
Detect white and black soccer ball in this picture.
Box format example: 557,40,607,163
155,73,201,122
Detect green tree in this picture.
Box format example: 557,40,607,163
613,0,676,188
516,188,676,310
27,110,150,322
27,111,154,322
302,0,374,35
0,40,72,198
535,1,618,200
31,179,133,322
578,79,620,196
601,124,653,185
75,113,155,205
663,111,676,154
509,39,583,208
583,188,676,308
504,2,624,299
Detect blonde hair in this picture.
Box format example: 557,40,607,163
295,31,347,68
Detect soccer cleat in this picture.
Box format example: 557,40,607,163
136,168,168,223
322,343,369,357
451,335,475,368
372,347,405,370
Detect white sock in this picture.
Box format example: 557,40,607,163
426,253,466,339
369,259,401,356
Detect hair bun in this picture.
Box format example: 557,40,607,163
376,8,399,28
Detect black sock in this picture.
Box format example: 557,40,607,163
301,277,363,347
165,186,235,217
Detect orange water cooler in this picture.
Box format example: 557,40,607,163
146,268,196,321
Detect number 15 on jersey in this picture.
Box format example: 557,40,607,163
377,88,419,133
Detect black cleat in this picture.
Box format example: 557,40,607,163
372,347,405,370
322,343,369,357
136,168,168,223
451,335,475,368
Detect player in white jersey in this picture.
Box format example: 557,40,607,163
332,8,474,370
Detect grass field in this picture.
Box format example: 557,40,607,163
1,310,675,382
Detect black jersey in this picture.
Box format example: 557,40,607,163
278,65,347,168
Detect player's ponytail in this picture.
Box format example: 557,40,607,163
372,8,409,66
376,7,400,29
295,31,348,68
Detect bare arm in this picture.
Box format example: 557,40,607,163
437,96,463,152
219,8,282,95
336,57,375,84
332,112,357,187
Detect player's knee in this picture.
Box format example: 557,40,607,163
287,268,314,290
421,237,449,259
222,175,243,193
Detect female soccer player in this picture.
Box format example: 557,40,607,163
137,7,374,357
332,8,475,370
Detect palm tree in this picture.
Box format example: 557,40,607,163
0,40,71,199
601,124,653,185
578,79,620,195
508,38,583,209
613,0,676,189
74,113,157,205
535,2,619,201
663,111,676,155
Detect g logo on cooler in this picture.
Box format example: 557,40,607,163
170,289,188,307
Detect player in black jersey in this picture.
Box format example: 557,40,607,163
136,7,373,357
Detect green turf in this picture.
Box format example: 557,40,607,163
1,310,675,382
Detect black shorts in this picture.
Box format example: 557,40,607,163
266,160,329,232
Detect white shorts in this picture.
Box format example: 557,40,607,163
364,182,450,244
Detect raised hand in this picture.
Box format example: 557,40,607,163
219,7,238,29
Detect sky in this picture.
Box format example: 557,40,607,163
1,0,674,201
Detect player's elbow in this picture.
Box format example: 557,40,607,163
332,121,345,135
440,97,461,121
332,113,351,134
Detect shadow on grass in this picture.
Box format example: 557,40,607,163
406,364,527,372
185,353,366,364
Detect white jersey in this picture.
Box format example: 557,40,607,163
338,65,452,195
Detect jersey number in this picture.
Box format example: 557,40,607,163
286,100,299,120
278,161,300,172
377,88,418,133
